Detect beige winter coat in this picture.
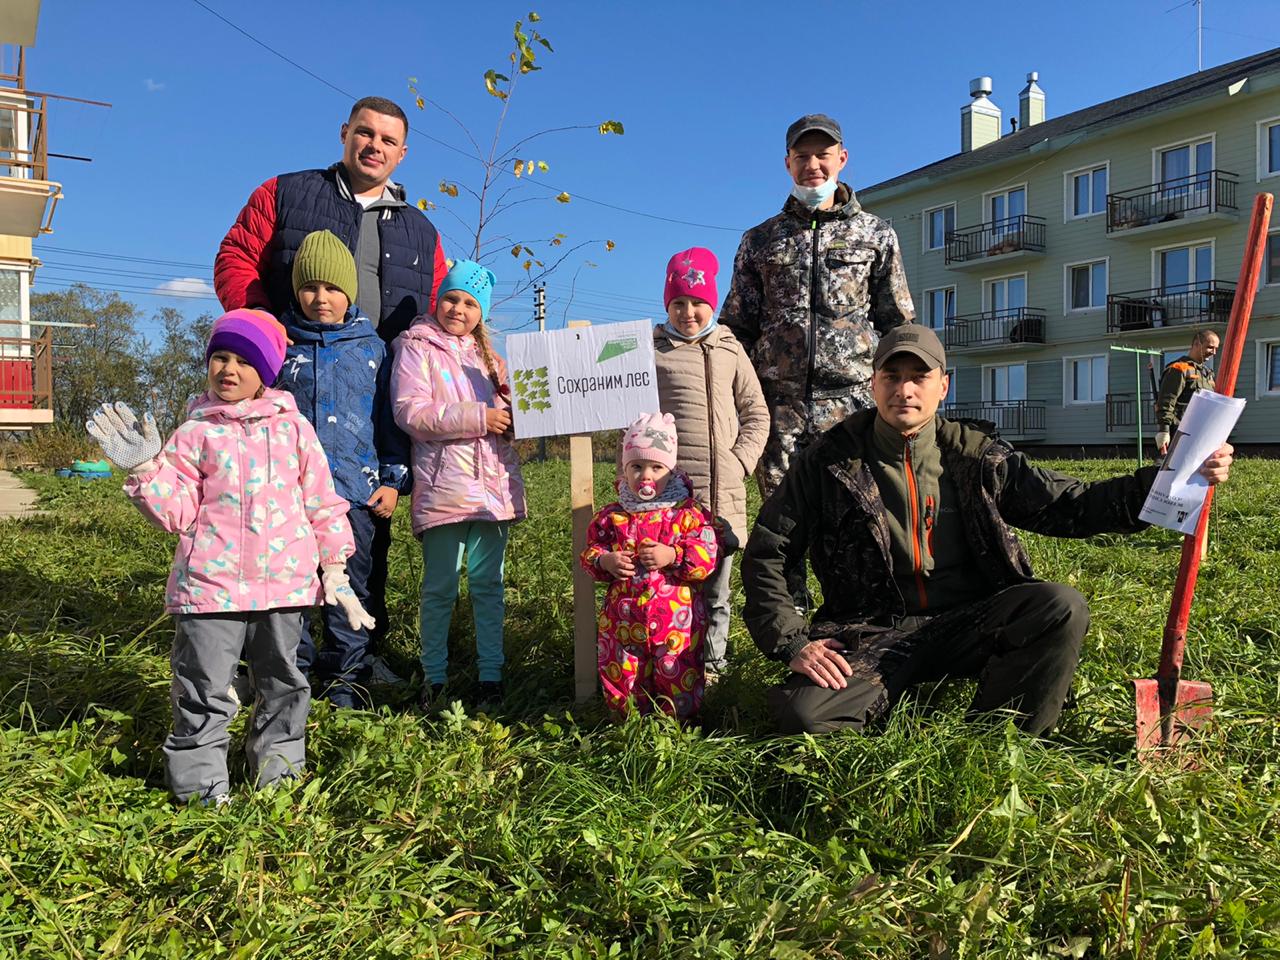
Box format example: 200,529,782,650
651,323,770,545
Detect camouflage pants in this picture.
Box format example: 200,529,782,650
768,582,1089,737
755,388,873,502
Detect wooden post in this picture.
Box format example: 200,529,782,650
566,321,598,702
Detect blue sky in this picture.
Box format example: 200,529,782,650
26,0,1280,347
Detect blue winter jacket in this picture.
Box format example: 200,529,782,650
274,305,411,505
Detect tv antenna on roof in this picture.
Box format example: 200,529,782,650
1167,0,1204,71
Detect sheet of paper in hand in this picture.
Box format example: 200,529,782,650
505,320,659,439
1139,390,1246,534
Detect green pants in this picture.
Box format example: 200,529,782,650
419,520,510,684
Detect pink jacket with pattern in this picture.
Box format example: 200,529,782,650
123,389,354,615
390,316,527,535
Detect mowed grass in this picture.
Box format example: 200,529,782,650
1,455,1279,958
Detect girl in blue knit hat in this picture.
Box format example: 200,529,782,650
390,260,526,710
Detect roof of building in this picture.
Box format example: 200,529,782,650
860,46,1280,196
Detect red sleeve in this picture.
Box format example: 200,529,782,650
214,178,279,311
429,238,447,315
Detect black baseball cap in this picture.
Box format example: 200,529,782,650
873,324,947,371
785,114,843,150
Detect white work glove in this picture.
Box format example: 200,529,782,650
1155,430,1170,455
86,402,162,471
321,563,377,631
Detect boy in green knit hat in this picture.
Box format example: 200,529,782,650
275,229,412,707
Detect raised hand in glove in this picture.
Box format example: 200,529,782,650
86,402,162,471
321,564,377,631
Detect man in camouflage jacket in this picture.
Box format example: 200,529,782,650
741,325,1236,737
1155,329,1219,454
720,114,915,502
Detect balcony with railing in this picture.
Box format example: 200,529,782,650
944,214,1046,267
943,307,1046,351
0,327,53,427
0,46,62,237
947,400,1046,436
1106,393,1134,430
1106,170,1238,237
1106,280,1235,333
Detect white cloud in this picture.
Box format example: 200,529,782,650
144,79,165,93
153,277,215,299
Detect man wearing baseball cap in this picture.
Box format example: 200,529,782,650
720,113,915,611
740,324,1236,736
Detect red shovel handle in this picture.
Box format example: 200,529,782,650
1156,192,1272,687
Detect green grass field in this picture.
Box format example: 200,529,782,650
2,457,1278,958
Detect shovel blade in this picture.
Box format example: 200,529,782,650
1133,678,1214,756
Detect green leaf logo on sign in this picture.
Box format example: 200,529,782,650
596,337,638,364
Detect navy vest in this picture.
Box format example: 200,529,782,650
269,165,440,343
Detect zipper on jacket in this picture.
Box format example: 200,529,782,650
805,219,820,402
925,496,935,558
702,341,717,518
904,438,928,611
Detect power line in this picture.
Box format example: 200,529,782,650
40,260,213,282
188,0,744,233
35,245,214,270
36,276,220,301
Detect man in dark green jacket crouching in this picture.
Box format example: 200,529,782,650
741,324,1234,736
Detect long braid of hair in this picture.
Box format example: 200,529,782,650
471,320,504,396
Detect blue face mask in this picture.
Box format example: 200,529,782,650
791,176,838,209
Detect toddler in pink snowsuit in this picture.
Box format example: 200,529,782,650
581,412,719,719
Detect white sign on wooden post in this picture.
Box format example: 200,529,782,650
507,320,659,701
506,320,659,439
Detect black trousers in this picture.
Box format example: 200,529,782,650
769,582,1089,737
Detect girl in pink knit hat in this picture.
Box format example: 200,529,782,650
580,412,720,720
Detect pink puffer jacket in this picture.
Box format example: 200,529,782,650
390,316,527,535
123,389,354,614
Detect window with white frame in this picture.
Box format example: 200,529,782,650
925,204,955,251
988,186,1027,225
1158,137,1213,200
983,363,1027,402
985,274,1027,317
1258,339,1280,396
924,286,956,330
0,269,21,339
1065,355,1107,404
1067,164,1107,218
1266,232,1280,285
1259,117,1280,180
1157,241,1213,291
944,367,957,408
1066,259,1107,310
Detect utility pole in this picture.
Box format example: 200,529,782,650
534,284,547,460
1197,0,1203,71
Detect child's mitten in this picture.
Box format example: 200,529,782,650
86,402,161,471
321,564,377,631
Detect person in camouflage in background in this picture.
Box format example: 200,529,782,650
720,113,915,500
720,113,915,608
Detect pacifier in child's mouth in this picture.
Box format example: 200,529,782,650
635,480,658,501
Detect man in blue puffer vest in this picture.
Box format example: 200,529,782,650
274,231,411,707
216,96,443,669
